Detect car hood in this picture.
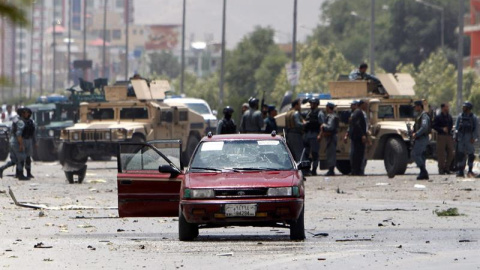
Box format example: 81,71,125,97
66,121,146,130
44,120,75,129
376,120,414,131
185,170,298,189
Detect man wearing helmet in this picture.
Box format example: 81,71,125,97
264,105,278,134
240,98,264,133
0,108,22,178
412,100,431,180
304,98,324,175
217,106,237,135
11,107,36,180
455,101,478,178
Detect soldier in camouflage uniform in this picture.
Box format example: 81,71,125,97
455,101,478,178
285,99,305,162
321,102,339,176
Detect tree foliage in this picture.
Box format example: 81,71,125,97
149,51,181,79
0,0,30,26
310,0,464,72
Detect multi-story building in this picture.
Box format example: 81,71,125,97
465,0,480,72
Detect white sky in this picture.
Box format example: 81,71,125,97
134,0,325,48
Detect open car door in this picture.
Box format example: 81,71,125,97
117,140,183,217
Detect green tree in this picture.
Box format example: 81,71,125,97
0,0,29,25
149,51,181,79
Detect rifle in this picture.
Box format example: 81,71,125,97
406,123,414,152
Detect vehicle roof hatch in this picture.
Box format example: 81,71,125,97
376,73,415,96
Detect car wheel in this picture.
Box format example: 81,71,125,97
77,165,87,184
384,137,408,178
178,207,198,241
290,207,305,241
336,160,351,175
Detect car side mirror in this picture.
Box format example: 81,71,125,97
297,161,311,170
159,165,181,178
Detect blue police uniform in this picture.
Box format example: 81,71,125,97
413,109,430,180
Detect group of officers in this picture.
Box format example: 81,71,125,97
0,107,36,180
216,94,480,180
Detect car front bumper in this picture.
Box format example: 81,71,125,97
181,198,304,224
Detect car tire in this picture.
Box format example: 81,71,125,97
290,207,305,241
182,135,199,166
384,137,408,178
178,207,198,241
336,160,352,175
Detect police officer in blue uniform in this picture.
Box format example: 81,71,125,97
0,108,23,179
455,101,478,178
240,98,264,133
217,106,237,135
412,100,431,180
304,98,324,175
264,105,278,134
321,102,339,176
11,107,36,180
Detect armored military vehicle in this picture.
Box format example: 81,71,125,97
58,80,206,183
276,74,434,177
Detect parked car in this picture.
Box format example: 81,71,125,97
164,98,218,134
116,134,308,241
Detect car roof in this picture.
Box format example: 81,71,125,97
201,134,283,142
165,98,207,104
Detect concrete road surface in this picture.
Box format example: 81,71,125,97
0,160,479,269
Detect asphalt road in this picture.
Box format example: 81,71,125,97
0,160,479,269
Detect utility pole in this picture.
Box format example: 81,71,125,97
180,0,186,94
102,0,108,78
83,0,87,80
39,0,44,95
67,0,72,84
219,0,226,107
19,28,23,98
1,16,4,101
456,0,465,113
52,21,56,93
29,2,34,98
124,0,129,80
291,0,297,93
370,0,375,74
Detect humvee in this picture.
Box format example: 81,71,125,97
276,73,435,177
58,80,206,183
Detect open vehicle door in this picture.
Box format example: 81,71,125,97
117,140,183,217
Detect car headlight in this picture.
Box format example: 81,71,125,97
72,132,79,140
105,132,111,140
48,130,55,137
186,189,215,199
267,187,292,197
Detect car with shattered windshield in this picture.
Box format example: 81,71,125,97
116,134,307,241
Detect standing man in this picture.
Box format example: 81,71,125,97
0,109,22,178
412,100,431,180
285,99,305,162
349,99,368,175
217,106,237,135
433,103,454,174
455,102,478,178
344,100,358,170
240,98,264,133
320,102,339,176
2,105,17,122
22,108,36,179
10,108,35,180
264,105,278,134
349,63,381,85
304,98,324,176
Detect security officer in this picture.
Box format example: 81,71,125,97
320,102,339,176
455,101,478,178
264,105,278,134
432,103,454,174
286,99,305,162
412,100,431,180
11,107,36,180
349,100,368,175
217,106,237,135
240,98,264,133
304,98,324,175
0,109,22,178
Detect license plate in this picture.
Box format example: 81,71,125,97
225,204,257,217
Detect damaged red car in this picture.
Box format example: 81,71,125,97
117,134,307,241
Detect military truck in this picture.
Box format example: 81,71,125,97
58,80,206,183
276,74,434,177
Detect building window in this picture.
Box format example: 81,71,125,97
113,29,121,40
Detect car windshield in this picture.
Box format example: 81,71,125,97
89,108,115,120
190,140,294,171
33,110,54,125
185,103,211,115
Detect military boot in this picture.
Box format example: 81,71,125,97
17,170,29,181
417,166,429,180
456,169,465,178
325,167,335,176
26,169,34,179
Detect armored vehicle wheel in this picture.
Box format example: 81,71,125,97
58,143,88,166
384,137,408,178
37,139,57,162
182,135,199,166
178,207,198,241
290,207,305,240
65,171,75,184
336,160,352,175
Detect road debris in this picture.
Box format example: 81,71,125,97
317,258,326,261
216,252,234,256
361,208,418,212
336,239,372,242
435,208,463,217
459,240,477,243
86,179,107,184
8,187,117,210
414,184,426,189
309,232,329,237
375,183,390,186
34,242,52,248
